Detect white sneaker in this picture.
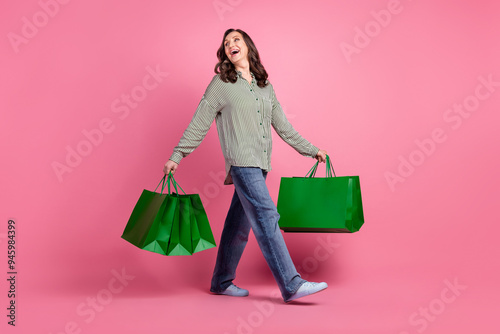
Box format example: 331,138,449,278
286,281,328,302
213,284,249,297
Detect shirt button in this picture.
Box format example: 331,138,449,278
260,123,262,125
263,136,265,138
264,150,267,152
256,98,258,100
250,89,253,91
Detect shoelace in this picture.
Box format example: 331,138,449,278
230,284,243,290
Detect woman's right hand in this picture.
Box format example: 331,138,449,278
315,149,328,163
163,160,179,176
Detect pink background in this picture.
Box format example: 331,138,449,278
1,0,499,333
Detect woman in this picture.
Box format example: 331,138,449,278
163,28,328,303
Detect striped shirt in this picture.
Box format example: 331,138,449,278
169,71,319,185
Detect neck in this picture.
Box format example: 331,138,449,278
234,59,250,76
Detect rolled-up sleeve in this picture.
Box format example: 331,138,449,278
270,84,319,158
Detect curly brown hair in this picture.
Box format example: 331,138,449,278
214,29,269,88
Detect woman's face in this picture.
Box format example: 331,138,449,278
224,31,248,65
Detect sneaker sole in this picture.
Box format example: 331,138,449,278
285,284,328,303
210,290,249,297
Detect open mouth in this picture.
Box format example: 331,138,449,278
230,49,240,56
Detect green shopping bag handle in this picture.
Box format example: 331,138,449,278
154,173,187,195
154,174,170,194
168,172,186,195
305,154,337,178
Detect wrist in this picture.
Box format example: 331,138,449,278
169,152,183,164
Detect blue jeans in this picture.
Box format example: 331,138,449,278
210,166,305,301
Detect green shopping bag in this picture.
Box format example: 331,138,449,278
189,194,217,253
167,179,217,255
277,155,364,233
121,173,216,255
121,175,173,254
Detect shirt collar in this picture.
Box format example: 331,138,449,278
236,70,255,79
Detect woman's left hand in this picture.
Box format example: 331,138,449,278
315,149,328,163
